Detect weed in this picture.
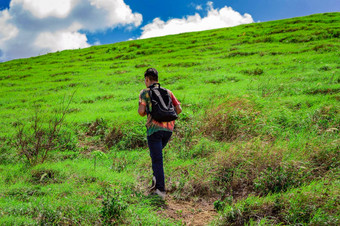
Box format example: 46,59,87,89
101,189,127,225
92,150,108,171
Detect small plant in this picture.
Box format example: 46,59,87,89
101,189,127,225
214,200,226,212
92,150,107,171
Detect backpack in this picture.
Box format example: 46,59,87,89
147,83,178,122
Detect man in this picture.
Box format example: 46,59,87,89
138,68,182,200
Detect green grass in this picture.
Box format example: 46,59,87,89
0,12,339,224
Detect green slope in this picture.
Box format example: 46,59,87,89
0,13,339,225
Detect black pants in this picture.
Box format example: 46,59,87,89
147,130,172,192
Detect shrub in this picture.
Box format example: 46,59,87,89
14,95,74,165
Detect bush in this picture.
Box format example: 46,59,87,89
14,108,74,165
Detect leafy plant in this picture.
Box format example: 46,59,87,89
92,150,107,171
101,189,127,225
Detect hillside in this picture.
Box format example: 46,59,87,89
0,13,339,225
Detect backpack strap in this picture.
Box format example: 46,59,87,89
148,83,161,89
146,83,160,114
152,89,169,109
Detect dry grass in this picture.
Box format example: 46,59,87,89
201,99,261,142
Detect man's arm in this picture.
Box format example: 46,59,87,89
138,104,147,117
175,105,182,115
138,90,147,117
169,90,182,115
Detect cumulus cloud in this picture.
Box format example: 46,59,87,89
0,0,142,61
34,30,90,52
17,0,74,19
0,10,18,43
139,1,253,39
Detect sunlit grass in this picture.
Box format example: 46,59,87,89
0,12,339,224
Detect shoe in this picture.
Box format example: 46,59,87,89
149,176,156,191
154,189,166,200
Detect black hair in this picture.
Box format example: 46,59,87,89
144,68,158,81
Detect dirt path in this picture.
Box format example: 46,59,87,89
160,196,218,225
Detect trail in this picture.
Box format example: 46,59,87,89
160,196,218,225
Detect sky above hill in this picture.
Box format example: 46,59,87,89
0,0,339,62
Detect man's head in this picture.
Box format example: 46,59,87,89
144,68,158,87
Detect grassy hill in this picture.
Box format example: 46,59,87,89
0,12,339,225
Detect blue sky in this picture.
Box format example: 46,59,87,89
0,0,339,62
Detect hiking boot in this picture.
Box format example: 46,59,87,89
154,189,166,200
149,176,156,191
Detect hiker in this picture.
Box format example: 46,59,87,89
138,68,182,200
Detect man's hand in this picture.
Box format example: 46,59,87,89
138,104,147,117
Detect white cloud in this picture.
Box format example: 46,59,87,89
14,0,74,19
0,10,18,44
140,2,253,39
0,0,142,61
196,5,203,10
90,0,142,27
34,30,90,52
